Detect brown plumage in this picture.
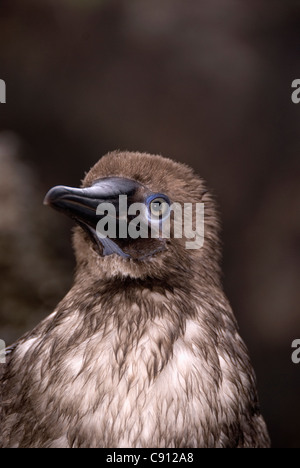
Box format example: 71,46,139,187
0,151,270,448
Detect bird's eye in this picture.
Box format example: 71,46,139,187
148,196,170,219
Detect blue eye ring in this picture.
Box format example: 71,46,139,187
146,193,171,220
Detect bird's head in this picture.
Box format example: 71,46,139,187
44,152,221,285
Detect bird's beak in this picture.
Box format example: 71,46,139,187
44,177,139,224
44,177,140,258
44,185,102,228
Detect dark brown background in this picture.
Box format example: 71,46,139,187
0,0,299,448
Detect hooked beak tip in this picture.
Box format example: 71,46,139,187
43,195,51,206
43,185,72,208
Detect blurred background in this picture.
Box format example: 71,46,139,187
0,0,299,448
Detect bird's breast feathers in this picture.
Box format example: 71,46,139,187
7,303,251,448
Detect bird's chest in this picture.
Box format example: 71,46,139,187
57,322,216,447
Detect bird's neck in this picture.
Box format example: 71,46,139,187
71,274,199,324
57,276,203,384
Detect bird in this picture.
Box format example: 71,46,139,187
0,151,270,448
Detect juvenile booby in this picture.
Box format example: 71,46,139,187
0,151,270,448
